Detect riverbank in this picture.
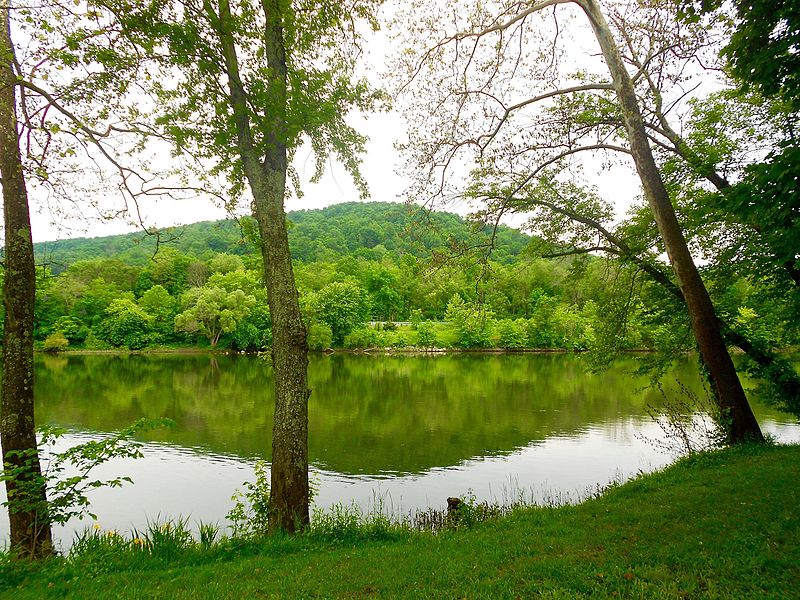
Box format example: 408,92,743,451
3,443,798,599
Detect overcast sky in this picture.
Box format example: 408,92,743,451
26,4,645,244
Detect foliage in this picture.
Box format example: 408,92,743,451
228,305,272,351
680,0,800,110
138,285,177,342
311,280,372,346
445,295,493,349
343,327,380,349
495,319,526,350
0,419,174,555
82,330,112,351
97,299,154,350
33,203,531,271
307,322,333,351
226,461,271,538
42,331,69,353
174,286,256,347
51,316,88,345
415,321,437,347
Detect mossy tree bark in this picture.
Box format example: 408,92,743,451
579,0,763,443
0,5,53,557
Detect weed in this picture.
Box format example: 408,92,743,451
639,380,727,456
198,522,220,549
0,418,174,558
227,460,271,537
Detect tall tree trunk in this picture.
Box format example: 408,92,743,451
0,6,53,557
580,0,763,443
216,0,310,531
253,165,311,532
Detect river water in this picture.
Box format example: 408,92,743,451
1,352,798,549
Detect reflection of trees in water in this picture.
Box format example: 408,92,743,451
32,353,785,475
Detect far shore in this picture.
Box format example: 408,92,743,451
36,346,665,356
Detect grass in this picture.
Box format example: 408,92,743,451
2,443,799,598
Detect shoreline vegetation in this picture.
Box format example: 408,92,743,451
27,203,797,362
2,442,798,598
35,345,799,356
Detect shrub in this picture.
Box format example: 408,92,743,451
495,318,526,349
97,299,154,349
227,461,271,538
416,321,437,347
312,280,371,346
446,295,493,349
83,330,112,350
307,322,333,350
43,331,69,353
343,327,379,349
52,316,89,345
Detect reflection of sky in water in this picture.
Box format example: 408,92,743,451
2,417,798,550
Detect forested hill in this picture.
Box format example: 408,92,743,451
33,202,530,272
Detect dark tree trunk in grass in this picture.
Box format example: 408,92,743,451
217,0,310,531
580,0,763,443
0,6,52,557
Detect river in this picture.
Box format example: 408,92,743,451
1,352,797,549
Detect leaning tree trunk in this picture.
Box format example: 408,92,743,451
580,0,763,443
0,6,53,557
217,0,310,532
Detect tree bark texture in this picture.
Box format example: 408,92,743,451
217,0,310,531
0,6,53,557
579,0,763,443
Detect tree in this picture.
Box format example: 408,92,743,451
138,285,178,342
1,0,206,555
98,298,154,349
675,2,800,297
51,315,89,345
310,280,372,346
209,253,245,275
397,0,763,442
104,0,384,531
446,294,494,349
680,0,800,110
175,286,256,347
0,5,52,556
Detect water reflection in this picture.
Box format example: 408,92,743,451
1,353,797,548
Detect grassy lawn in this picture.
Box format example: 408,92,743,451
3,443,798,599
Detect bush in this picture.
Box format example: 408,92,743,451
227,461,271,538
43,331,69,353
97,299,154,349
343,327,379,349
307,322,333,350
416,321,437,347
52,316,89,345
446,295,493,349
312,280,371,346
495,318,526,349
83,330,112,350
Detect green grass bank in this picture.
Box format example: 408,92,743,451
3,443,799,599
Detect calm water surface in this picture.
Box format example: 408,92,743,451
1,353,798,548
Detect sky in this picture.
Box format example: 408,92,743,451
28,109,409,243
23,2,647,244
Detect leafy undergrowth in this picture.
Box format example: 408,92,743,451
3,443,799,599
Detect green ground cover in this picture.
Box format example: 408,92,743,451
3,443,798,599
